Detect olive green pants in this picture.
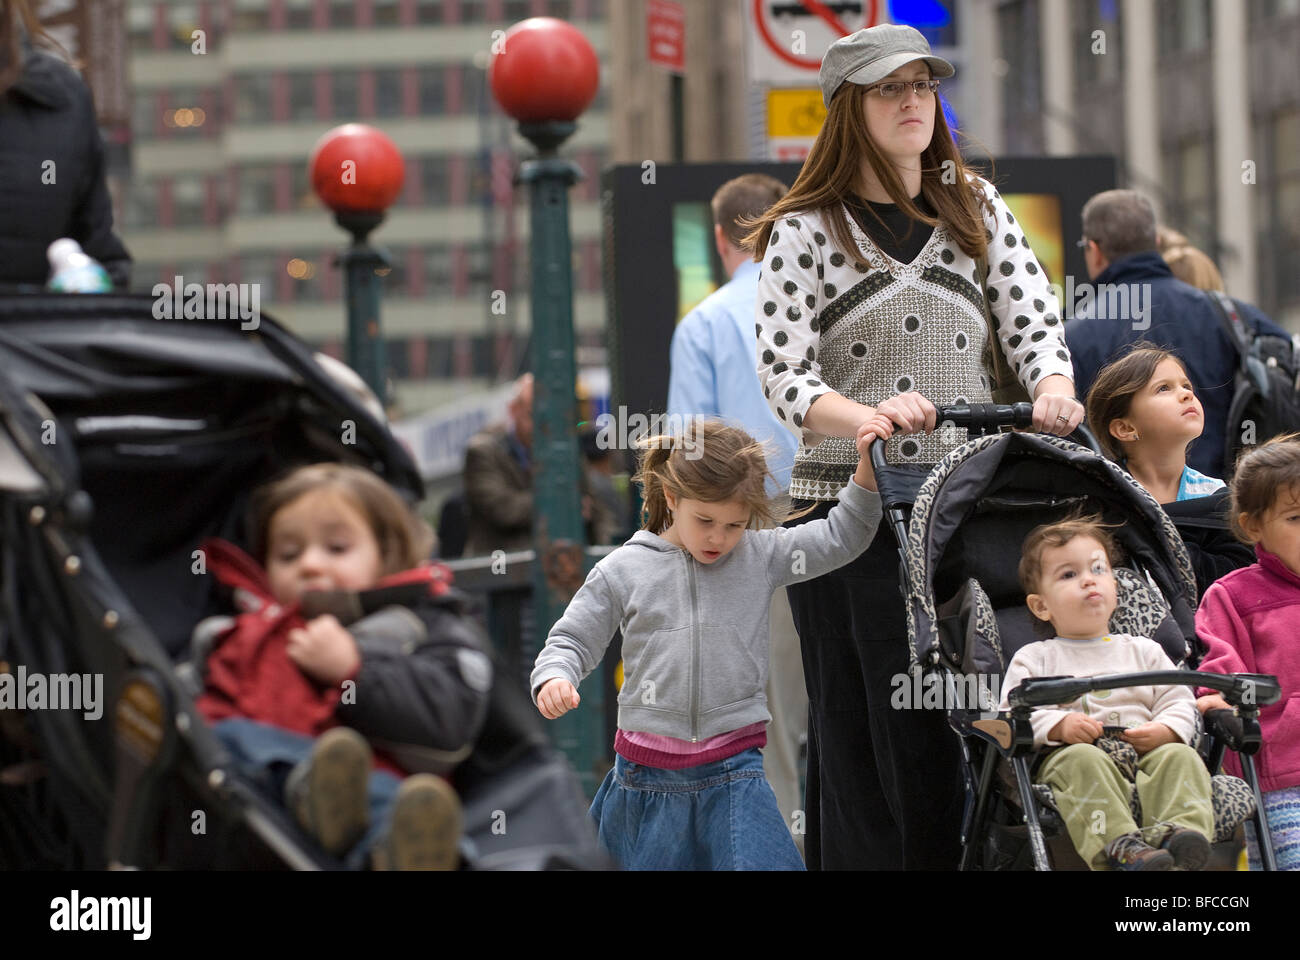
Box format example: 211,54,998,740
1036,742,1213,871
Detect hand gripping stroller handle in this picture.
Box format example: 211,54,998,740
1008,671,1281,711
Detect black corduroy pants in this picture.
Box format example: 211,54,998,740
785,503,965,870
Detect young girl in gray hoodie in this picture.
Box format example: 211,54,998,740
531,416,891,869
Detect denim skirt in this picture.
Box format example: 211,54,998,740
589,747,804,871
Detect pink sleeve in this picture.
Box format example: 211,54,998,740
1194,583,1254,696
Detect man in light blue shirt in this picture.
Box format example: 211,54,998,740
667,175,798,491
666,174,805,854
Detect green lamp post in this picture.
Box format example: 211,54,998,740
489,17,604,793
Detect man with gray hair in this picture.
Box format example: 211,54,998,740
1066,189,1289,477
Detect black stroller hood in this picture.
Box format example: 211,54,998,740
902,431,1199,669
0,293,421,657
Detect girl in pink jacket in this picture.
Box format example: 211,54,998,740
1196,434,1300,870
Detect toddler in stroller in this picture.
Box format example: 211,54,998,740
998,515,1213,871
193,462,489,870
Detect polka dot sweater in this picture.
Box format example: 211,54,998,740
755,176,1074,502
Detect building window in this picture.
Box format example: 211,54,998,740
425,246,452,289
334,71,360,120
287,0,315,29
1161,137,1214,252
462,63,488,113
418,66,446,114
503,0,531,22
1261,107,1300,308
1157,0,1210,59
421,155,450,206
376,69,403,117
240,256,277,300
998,0,1044,155
291,164,320,210
230,3,271,31
375,0,401,25
289,72,317,121
330,1,356,27
124,182,160,230
238,166,278,215
172,177,207,227
1074,0,1123,86
234,74,273,123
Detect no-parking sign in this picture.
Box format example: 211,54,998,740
746,0,884,88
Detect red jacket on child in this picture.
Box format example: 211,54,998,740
195,538,492,776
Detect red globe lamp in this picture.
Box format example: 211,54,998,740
489,17,599,153
309,123,405,240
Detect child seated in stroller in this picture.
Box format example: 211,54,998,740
192,463,492,869
997,516,1215,871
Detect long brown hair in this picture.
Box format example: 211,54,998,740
1228,433,1300,544
1084,342,1186,462
250,463,434,575
0,1,69,95
741,79,993,264
632,420,789,535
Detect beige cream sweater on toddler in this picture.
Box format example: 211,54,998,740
997,633,1199,748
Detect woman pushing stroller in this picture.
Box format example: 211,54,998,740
745,23,1083,868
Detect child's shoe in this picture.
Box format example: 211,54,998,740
372,774,462,871
1160,827,1211,871
1106,832,1174,871
285,727,372,857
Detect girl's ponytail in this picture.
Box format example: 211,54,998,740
633,436,676,535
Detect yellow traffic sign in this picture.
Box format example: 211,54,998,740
767,88,826,139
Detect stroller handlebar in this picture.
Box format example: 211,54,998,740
868,402,1104,474
1008,671,1281,712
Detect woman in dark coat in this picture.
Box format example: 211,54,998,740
0,0,131,288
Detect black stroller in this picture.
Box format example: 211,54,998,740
0,291,602,870
869,403,1280,871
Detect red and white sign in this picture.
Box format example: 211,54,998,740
747,0,883,86
646,0,685,74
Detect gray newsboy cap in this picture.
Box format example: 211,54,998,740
819,24,955,107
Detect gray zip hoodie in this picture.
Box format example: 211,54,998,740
530,478,882,742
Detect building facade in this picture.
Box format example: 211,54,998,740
121,0,612,415
978,0,1300,326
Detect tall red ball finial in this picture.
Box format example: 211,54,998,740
489,17,599,124
309,124,406,214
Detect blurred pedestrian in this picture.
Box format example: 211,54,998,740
666,172,809,852
580,428,629,544
745,24,1082,869
1066,190,1290,477
1161,239,1226,292
0,0,131,288
462,374,606,557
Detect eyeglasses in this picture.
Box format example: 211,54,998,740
1076,237,1092,250
866,79,940,99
